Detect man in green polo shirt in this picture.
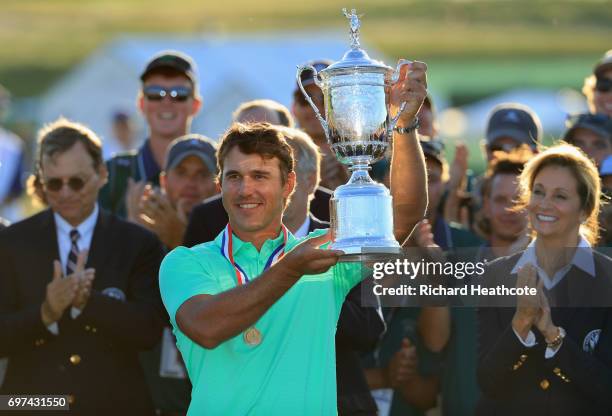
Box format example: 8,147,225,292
159,61,429,415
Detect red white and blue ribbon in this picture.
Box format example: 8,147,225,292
220,223,288,286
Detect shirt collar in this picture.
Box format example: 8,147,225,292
510,235,595,277
214,223,296,257
54,203,99,236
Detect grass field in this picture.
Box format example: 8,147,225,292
1,0,611,97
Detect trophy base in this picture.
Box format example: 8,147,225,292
331,168,400,263
332,239,401,263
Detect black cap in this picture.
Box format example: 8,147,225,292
420,138,445,166
564,113,612,142
296,59,333,89
164,134,217,174
486,103,542,148
594,49,612,78
140,50,197,85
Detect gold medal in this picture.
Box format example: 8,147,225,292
243,327,262,346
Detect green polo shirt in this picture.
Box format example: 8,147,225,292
159,228,362,415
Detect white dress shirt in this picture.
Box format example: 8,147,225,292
47,204,99,334
510,235,594,358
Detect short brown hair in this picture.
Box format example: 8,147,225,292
216,123,294,184
28,117,103,203
482,145,533,199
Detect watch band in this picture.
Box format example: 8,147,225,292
393,117,420,135
546,326,566,350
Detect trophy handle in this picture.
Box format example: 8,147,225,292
296,64,329,138
388,59,412,130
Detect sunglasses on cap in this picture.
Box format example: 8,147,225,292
42,175,93,192
143,85,193,102
596,77,612,93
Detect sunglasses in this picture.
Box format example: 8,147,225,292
595,78,612,93
42,175,92,192
143,85,193,102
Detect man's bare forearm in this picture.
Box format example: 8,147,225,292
391,130,427,244
418,306,450,352
177,262,300,349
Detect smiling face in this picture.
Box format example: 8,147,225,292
139,73,201,140
485,173,527,242
569,127,612,167
220,146,295,241
161,155,217,215
41,141,108,226
527,165,585,245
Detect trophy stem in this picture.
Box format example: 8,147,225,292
347,165,374,185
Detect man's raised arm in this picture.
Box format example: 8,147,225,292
389,61,429,244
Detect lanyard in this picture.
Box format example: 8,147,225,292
220,223,288,285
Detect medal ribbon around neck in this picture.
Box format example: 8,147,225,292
221,223,288,286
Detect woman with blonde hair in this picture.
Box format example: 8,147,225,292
476,144,612,415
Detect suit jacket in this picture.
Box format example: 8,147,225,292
477,250,612,416
0,209,165,416
183,187,332,247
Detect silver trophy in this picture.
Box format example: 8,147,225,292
297,8,410,258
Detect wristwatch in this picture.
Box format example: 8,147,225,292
546,326,566,350
393,117,420,135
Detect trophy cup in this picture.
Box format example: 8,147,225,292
296,8,410,259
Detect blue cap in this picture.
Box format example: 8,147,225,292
164,134,217,173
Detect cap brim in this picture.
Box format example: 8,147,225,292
566,122,611,141
140,65,196,84
166,150,216,174
487,128,536,147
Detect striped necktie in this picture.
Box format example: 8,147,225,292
66,229,80,276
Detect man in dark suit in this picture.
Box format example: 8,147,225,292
0,118,165,415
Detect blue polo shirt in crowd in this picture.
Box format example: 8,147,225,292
159,228,362,415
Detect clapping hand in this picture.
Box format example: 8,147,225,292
41,251,94,325
386,338,418,388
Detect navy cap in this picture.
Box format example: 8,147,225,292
296,59,333,88
594,49,612,78
141,50,197,85
164,134,217,174
486,103,542,148
564,113,612,142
